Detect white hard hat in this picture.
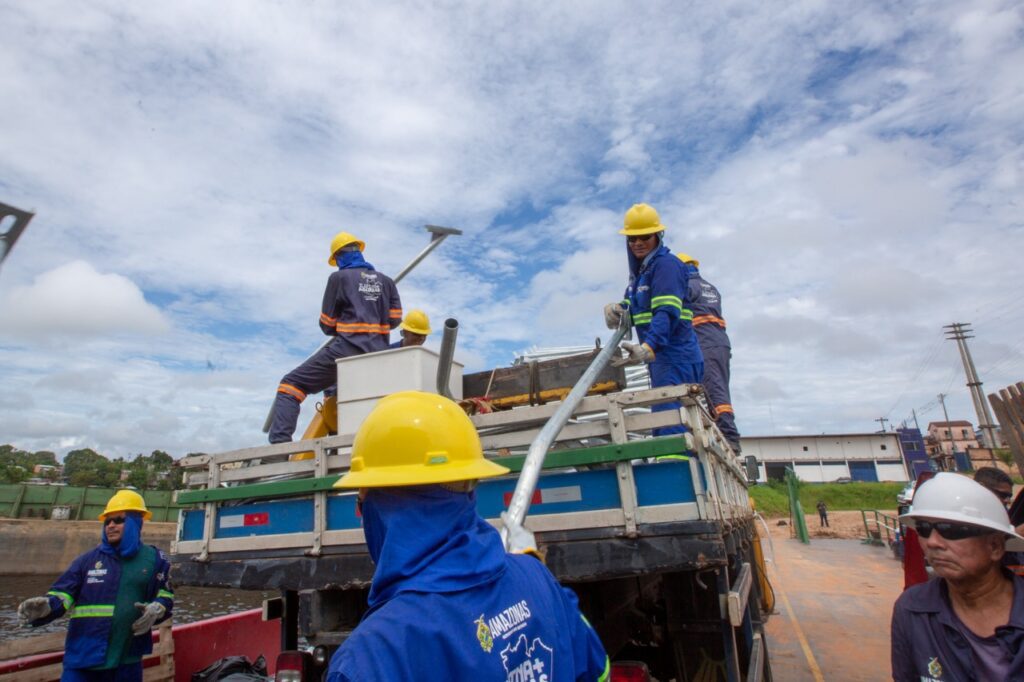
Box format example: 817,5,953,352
900,472,1024,551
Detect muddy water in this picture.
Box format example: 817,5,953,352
1,574,272,641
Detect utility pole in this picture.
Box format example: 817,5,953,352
912,409,921,432
875,417,889,432
938,392,957,471
944,322,999,448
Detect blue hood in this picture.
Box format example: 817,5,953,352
100,511,143,558
336,251,374,271
360,486,506,611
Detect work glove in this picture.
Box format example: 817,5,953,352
18,596,51,625
131,602,166,635
610,342,655,367
500,512,540,559
603,303,627,330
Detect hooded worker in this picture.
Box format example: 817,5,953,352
677,253,741,452
268,231,402,444
18,490,174,682
605,204,703,436
326,391,609,682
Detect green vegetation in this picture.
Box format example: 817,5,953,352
0,444,181,490
749,480,905,517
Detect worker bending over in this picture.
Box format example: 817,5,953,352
678,253,741,452
269,231,401,444
327,391,610,682
18,491,174,682
605,203,703,436
389,308,431,348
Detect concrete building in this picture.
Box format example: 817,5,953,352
741,432,909,484
926,420,979,471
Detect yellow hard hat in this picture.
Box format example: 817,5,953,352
334,391,510,488
327,231,366,265
677,253,700,268
99,489,152,521
619,203,666,236
400,309,432,336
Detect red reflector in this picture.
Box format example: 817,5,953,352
503,490,542,506
276,651,307,671
611,661,652,682
244,513,269,526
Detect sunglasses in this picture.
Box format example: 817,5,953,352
995,491,1013,502
104,516,127,526
626,235,656,243
915,520,990,541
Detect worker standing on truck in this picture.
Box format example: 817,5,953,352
677,253,741,452
891,473,1024,681
326,391,610,682
388,308,431,348
268,231,402,444
605,203,703,436
17,490,174,682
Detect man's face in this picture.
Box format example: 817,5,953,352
627,234,658,259
990,483,1014,509
917,517,1004,583
402,331,427,347
103,515,126,545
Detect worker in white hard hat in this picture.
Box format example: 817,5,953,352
18,490,174,682
388,308,431,348
326,391,609,682
268,231,402,444
891,472,1024,681
604,204,703,437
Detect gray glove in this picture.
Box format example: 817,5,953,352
610,342,655,367
603,303,627,330
501,512,539,557
18,596,51,625
131,602,166,635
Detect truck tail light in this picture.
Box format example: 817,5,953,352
276,651,311,682
610,660,652,682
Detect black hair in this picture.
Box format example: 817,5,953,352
974,466,1013,490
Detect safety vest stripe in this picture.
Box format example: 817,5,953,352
631,313,652,324
319,313,337,325
693,314,726,327
656,454,691,462
679,308,694,321
597,656,611,682
157,590,174,600
715,404,734,415
650,295,683,313
47,590,74,610
277,383,307,402
70,605,115,618
388,308,402,318
335,323,391,334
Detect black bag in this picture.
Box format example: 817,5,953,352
191,655,268,682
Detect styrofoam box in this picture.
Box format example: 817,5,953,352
335,346,464,435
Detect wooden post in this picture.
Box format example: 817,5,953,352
989,381,1024,479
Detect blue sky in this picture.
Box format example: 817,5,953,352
1,0,1022,458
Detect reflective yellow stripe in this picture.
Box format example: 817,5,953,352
656,454,691,462
632,312,652,324
157,590,174,600
679,308,694,321
70,605,115,618
47,590,73,610
651,295,683,313
597,657,611,682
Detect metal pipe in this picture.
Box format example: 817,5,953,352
501,322,629,547
436,318,459,399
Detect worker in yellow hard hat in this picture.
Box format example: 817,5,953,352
387,308,431,348
327,391,609,680
18,490,174,682
604,204,703,437
268,230,403,444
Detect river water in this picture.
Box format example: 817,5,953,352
1,575,272,641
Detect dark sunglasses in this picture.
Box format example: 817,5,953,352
995,491,1013,502
915,520,990,541
104,516,127,526
626,235,656,243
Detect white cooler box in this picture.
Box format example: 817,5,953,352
335,346,464,435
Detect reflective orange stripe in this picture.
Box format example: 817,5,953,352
715,404,734,415
277,383,306,402
389,308,403,318
693,315,726,328
336,323,391,334
320,313,337,325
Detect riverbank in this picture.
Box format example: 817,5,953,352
0,518,176,575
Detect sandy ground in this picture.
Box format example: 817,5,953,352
764,509,900,542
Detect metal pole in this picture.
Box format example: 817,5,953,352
0,202,35,270
435,318,459,399
944,322,999,448
501,322,629,546
938,392,954,470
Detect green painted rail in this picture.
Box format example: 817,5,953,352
0,484,182,522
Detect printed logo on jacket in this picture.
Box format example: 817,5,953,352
87,561,107,584
474,600,553,680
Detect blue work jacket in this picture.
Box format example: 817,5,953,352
683,264,730,350
891,574,1024,681
623,244,702,365
32,545,174,670
319,267,402,354
327,486,609,682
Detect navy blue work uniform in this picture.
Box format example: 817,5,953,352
28,514,174,682
891,573,1024,681
327,486,610,682
623,243,703,436
683,264,740,448
269,251,401,443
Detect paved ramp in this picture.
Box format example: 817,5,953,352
765,536,903,681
